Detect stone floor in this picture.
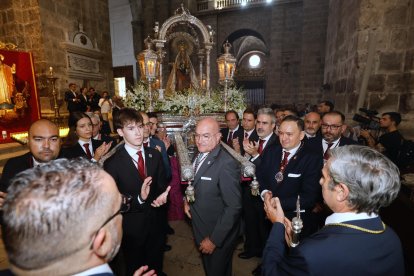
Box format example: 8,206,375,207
0,220,260,276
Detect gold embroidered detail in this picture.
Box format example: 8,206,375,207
324,221,386,234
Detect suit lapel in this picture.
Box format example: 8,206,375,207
75,143,87,158
119,147,141,180
144,149,154,177
193,146,221,185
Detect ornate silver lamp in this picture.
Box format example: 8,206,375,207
217,41,236,112
137,36,158,112
46,67,60,125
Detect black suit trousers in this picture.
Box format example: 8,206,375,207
241,182,271,256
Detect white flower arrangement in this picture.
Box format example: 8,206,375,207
124,82,148,111
124,84,247,116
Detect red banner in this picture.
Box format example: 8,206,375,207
0,49,40,143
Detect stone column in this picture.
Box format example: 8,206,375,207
198,50,204,89
205,43,213,96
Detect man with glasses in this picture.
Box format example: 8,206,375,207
184,117,242,276
307,111,357,161
1,158,156,276
262,145,404,276
87,112,117,148
104,108,170,276
306,111,357,228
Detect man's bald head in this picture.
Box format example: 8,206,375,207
304,112,321,136
195,117,221,153
28,119,60,163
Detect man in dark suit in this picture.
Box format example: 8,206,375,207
262,145,404,276
303,111,321,139
252,116,322,275
0,119,61,207
1,158,156,276
239,107,278,261
232,108,258,155
104,108,170,276
140,111,171,181
244,107,280,167
88,112,117,148
258,116,323,234
306,111,357,160
64,83,81,113
220,110,244,152
184,117,242,276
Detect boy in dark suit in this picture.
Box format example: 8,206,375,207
104,108,170,276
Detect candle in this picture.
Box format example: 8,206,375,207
49,66,53,76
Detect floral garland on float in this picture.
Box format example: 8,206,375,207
124,82,247,116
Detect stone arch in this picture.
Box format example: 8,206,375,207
157,4,212,45
154,4,214,93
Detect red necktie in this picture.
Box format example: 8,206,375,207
323,143,334,160
83,143,92,159
258,139,265,155
137,151,146,180
227,131,234,148
143,141,149,147
244,132,248,138
280,151,290,171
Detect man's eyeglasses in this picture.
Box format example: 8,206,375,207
321,124,342,130
89,194,131,249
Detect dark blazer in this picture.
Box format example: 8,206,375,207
0,152,32,192
61,139,104,159
104,146,167,275
250,132,280,167
79,93,90,112
257,142,323,215
64,90,81,112
221,125,245,153
262,217,405,276
247,129,259,142
148,137,171,180
104,146,167,243
96,134,117,150
190,145,242,247
305,136,357,157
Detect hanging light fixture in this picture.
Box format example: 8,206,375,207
217,41,236,111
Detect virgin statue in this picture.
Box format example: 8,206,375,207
166,41,199,96
0,54,15,105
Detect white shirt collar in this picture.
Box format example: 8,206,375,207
32,157,41,167
230,124,240,132
323,137,340,147
245,129,254,137
325,212,378,225
283,142,301,160
305,132,316,138
78,139,92,147
260,132,273,142
72,263,112,276
124,143,145,158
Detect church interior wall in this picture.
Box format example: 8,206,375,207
325,0,414,136
0,0,114,119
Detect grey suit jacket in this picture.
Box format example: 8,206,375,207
190,145,242,248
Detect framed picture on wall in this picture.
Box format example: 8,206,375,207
0,48,40,144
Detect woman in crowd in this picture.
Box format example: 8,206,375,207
99,91,113,133
61,111,111,161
